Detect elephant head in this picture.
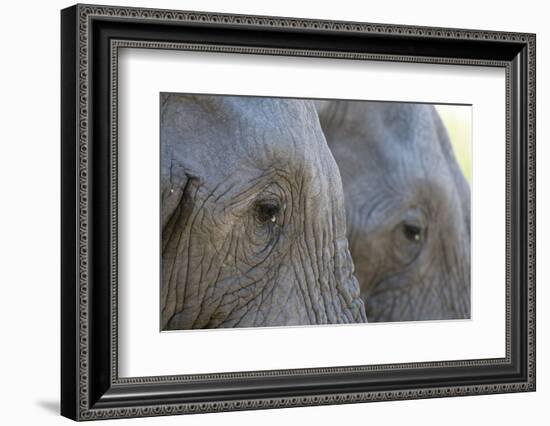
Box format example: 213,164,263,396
161,94,366,329
317,100,470,322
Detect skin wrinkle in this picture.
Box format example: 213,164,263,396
231,257,295,326
338,247,361,308
294,180,319,322
320,227,336,322
307,202,328,321
224,276,268,327
373,234,437,315
198,251,225,322
161,197,186,310
251,265,280,326
369,236,453,320
291,244,316,324
206,192,297,326
327,145,362,320
417,258,443,312
190,230,235,329
310,195,335,322
162,176,198,266
178,204,206,318
438,236,456,315
297,235,323,323
184,177,285,327
326,182,342,317
162,160,190,228
348,195,391,293
190,224,235,327
281,286,301,324
167,185,205,312
162,201,192,322
263,273,295,326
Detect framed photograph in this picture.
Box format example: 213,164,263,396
61,3,536,421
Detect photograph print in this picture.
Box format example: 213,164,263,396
160,93,471,331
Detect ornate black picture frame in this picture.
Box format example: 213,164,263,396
61,3,535,421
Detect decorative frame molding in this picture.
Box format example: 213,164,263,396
61,3,535,421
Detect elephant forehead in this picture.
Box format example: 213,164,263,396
161,94,333,183
377,103,444,156
332,103,447,175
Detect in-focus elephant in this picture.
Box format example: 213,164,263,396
316,100,470,322
161,94,366,330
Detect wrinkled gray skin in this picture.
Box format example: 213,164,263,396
161,94,366,330
316,100,470,322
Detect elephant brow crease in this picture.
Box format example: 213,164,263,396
360,191,391,230
211,175,283,209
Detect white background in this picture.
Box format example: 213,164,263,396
0,0,546,425
119,50,504,377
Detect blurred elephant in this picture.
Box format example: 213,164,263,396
317,100,471,322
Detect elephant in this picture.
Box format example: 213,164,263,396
160,94,367,330
316,100,471,322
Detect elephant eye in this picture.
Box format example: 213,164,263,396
391,208,427,265
254,200,281,224
402,223,422,242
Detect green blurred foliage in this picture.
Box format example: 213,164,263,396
435,105,472,184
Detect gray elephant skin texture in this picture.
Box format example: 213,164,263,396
161,94,366,330
317,100,471,322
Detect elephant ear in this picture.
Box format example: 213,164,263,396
432,108,471,235
160,161,194,230
159,158,200,327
